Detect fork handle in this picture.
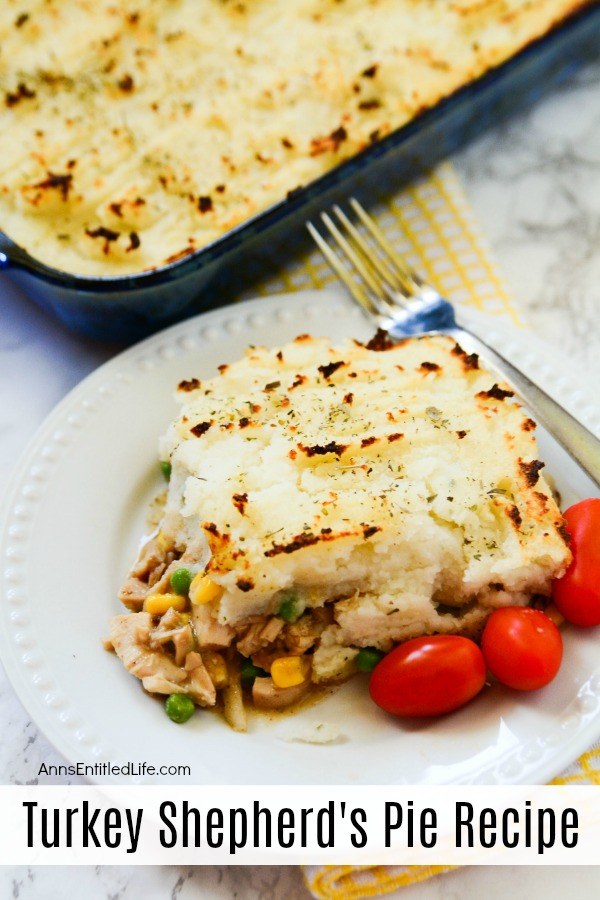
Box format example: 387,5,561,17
447,325,600,489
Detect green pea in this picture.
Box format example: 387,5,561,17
165,693,195,724
160,460,172,481
278,592,304,623
240,661,268,687
170,568,193,596
355,647,385,673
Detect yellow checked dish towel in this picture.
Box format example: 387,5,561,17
233,162,520,327
236,163,600,899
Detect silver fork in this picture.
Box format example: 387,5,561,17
307,198,600,488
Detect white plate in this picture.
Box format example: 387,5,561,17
1,289,599,786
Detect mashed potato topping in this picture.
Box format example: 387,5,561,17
108,333,571,725
0,0,584,274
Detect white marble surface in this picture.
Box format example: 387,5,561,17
1,51,600,900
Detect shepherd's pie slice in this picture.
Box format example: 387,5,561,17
110,333,570,715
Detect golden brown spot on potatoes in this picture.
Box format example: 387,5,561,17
232,492,248,515
298,441,348,458
557,522,571,545
126,231,140,252
190,420,212,437
31,167,74,201
164,246,196,264
519,458,545,487
318,360,345,379
117,74,135,93
359,98,381,110
6,82,36,107
506,504,522,529
236,578,254,592
310,125,347,156
366,329,395,352
265,531,322,557
178,377,201,392
477,384,515,401
451,343,480,371
265,526,360,558
361,64,379,78
198,195,213,213
85,226,120,254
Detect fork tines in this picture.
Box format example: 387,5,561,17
307,198,422,317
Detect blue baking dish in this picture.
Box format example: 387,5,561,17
1,2,599,343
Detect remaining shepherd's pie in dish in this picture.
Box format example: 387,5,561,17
0,0,585,275
107,333,571,729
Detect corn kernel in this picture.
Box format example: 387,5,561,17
271,656,308,688
190,573,224,605
203,651,228,689
156,531,172,554
144,593,187,616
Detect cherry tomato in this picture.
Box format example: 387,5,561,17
552,498,600,627
481,607,562,691
369,635,486,717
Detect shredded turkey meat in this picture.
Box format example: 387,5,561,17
108,611,216,706
236,617,285,658
191,602,234,650
252,674,311,710
118,536,175,611
149,607,195,666
283,608,332,655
